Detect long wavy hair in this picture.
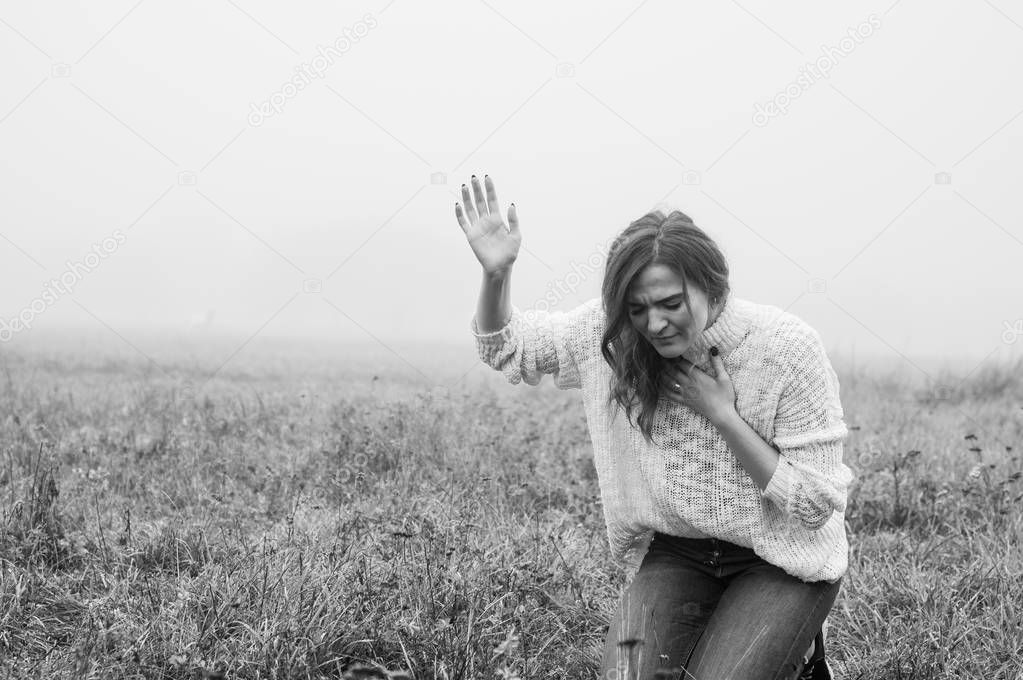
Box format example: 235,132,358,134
600,209,730,445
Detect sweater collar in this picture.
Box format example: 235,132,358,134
678,291,752,366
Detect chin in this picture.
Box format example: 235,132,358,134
653,342,689,358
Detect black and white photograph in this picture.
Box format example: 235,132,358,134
0,1,1021,678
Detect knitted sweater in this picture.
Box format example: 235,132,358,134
469,291,855,584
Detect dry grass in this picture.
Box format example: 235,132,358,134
0,341,1020,679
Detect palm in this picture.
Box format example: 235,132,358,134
455,175,520,275
466,212,519,271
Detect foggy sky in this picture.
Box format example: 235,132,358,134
1,0,1021,381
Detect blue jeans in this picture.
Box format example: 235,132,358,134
600,532,841,680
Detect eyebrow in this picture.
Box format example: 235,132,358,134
627,293,686,306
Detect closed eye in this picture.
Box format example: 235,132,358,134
629,302,682,314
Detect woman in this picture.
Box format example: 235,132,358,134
456,175,852,680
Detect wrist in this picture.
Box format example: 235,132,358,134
709,406,741,430
483,267,513,283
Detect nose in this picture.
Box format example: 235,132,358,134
647,311,670,336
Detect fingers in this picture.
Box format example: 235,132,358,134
709,351,727,381
460,183,478,224
661,367,688,386
660,373,690,401
471,175,488,216
458,174,511,231
507,202,518,234
672,357,697,379
454,202,469,234
484,175,501,217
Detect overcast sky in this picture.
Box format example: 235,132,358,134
1,0,1021,381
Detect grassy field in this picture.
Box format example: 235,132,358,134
0,335,1021,679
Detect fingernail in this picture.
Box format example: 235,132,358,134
710,346,719,356
471,175,477,180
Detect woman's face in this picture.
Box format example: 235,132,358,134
627,264,717,358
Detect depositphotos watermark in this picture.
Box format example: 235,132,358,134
521,235,618,323
248,14,378,127
1002,319,1022,344
0,230,127,342
752,13,882,127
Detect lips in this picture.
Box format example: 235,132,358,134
654,334,676,341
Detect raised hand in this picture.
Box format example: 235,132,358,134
455,175,520,276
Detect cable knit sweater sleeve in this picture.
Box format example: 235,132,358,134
762,327,855,530
469,298,600,390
